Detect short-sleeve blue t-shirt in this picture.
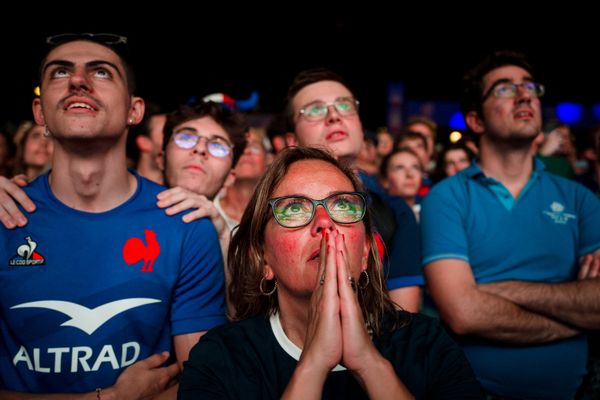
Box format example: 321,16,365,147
0,172,227,392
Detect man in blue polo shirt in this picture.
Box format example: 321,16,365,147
421,51,600,399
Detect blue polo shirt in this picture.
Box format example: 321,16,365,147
421,159,600,399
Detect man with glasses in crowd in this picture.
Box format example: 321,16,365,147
0,33,230,399
421,50,600,399
155,102,248,305
155,101,247,222
284,68,423,313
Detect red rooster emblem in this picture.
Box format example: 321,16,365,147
122,229,160,272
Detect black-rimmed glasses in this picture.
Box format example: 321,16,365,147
482,80,545,100
269,192,366,228
46,33,128,46
299,97,359,122
172,130,233,158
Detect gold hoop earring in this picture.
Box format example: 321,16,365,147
259,277,277,296
359,270,370,289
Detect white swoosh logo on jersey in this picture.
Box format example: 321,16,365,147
11,298,161,335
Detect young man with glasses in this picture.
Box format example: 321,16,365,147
157,102,247,204
155,102,248,288
0,34,229,399
284,68,423,313
421,50,600,399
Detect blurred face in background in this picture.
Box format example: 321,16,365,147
554,125,576,157
443,148,471,177
234,130,268,182
398,137,429,167
407,122,435,158
383,151,423,202
376,130,394,157
24,125,53,168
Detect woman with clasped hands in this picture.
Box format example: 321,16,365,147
179,147,482,399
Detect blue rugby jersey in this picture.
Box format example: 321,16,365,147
1,172,226,392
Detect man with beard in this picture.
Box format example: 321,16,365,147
421,51,600,399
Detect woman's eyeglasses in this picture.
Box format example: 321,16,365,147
268,192,366,228
298,97,359,122
172,131,233,158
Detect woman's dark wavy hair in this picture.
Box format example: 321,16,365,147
460,50,535,119
162,101,248,168
228,146,401,336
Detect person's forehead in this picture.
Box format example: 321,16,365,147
175,116,231,139
403,137,425,146
482,65,532,89
391,151,420,163
43,40,123,70
293,81,353,107
409,123,433,137
446,149,468,158
275,160,354,193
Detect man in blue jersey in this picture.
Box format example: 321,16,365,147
0,34,228,399
283,68,423,312
421,50,600,399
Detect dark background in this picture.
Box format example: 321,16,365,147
1,9,597,131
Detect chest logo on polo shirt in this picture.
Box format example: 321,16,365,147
11,298,161,335
122,229,161,272
543,201,576,224
9,236,45,266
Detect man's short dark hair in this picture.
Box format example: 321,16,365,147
39,33,136,95
284,68,355,132
405,116,438,141
395,130,428,152
460,50,534,118
163,101,248,167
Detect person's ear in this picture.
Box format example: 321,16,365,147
156,150,165,172
128,97,145,125
465,111,485,135
362,239,370,271
285,132,299,147
136,135,153,154
263,253,275,280
32,98,45,126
